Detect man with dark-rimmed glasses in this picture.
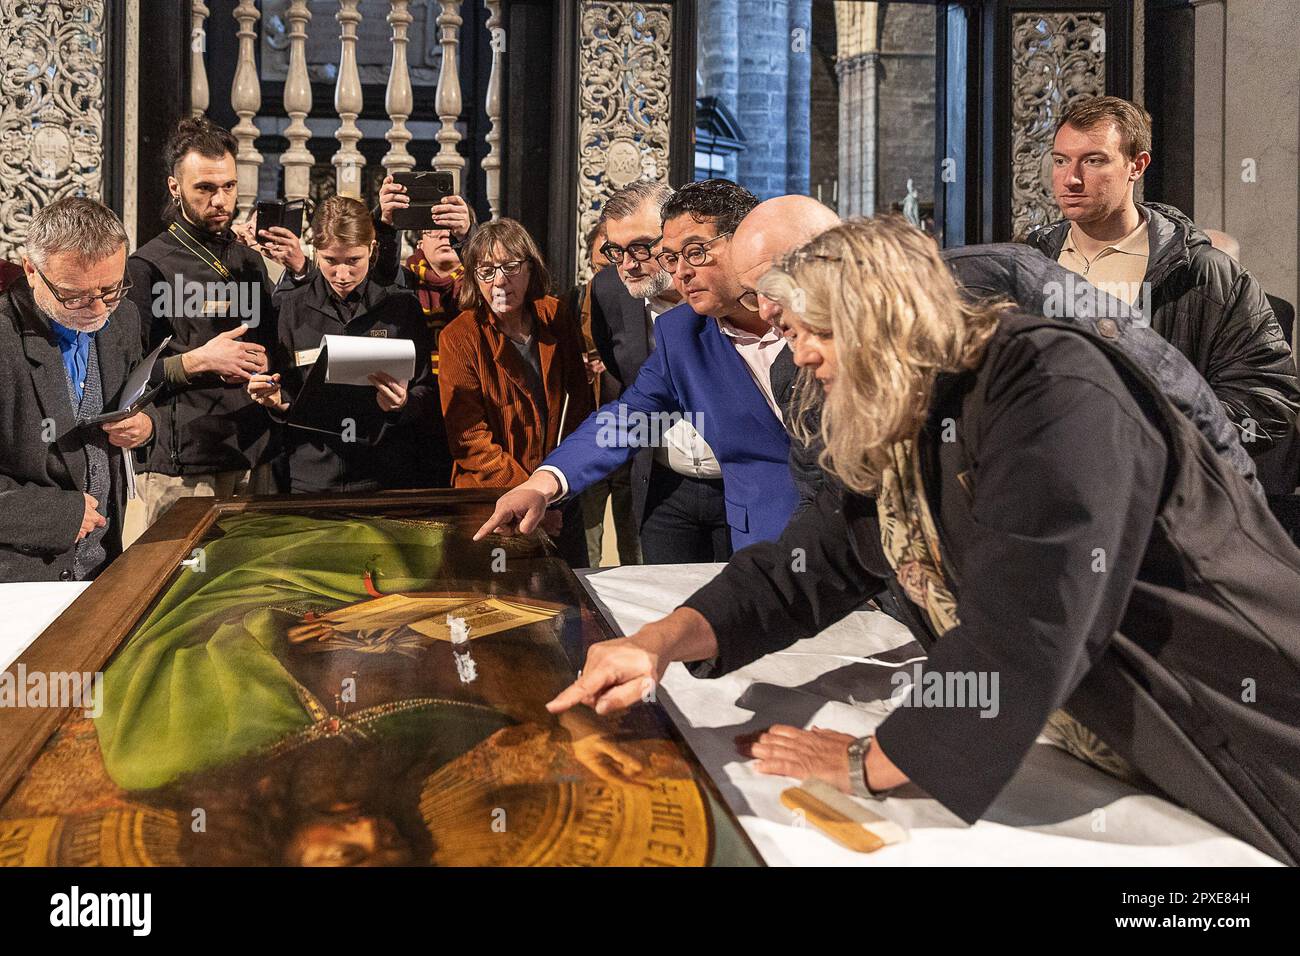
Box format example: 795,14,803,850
477,179,801,562
570,180,726,562
2,197,158,582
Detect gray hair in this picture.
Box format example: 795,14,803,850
599,180,674,225
25,197,128,268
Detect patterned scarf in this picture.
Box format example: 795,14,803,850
875,439,1138,783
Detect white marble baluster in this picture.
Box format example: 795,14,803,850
231,0,264,213
434,0,465,188
333,0,366,197
482,0,504,219
383,0,416,174
281,0,314,200
190,1,210,117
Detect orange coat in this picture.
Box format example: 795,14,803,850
438,295,596,488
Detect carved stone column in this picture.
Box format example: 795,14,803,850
190,0,210,117
836,53,877,218
333,0,366,198
834,2,879,219
482,0,505,219
383,0,416,174
230,0,264,213
281,0,314,200
434,0,466,188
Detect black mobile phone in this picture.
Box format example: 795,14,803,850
391,170,456,231
255,199,305,238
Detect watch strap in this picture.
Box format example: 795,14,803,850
847,735,876,799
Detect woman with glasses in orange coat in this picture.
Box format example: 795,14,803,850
437,218,594,563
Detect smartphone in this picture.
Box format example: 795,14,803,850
391,170,457,231
255,198,305,238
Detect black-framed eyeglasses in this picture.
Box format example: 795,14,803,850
34,265,132,310
737,289,761,312
601,238,660,264
473,259,525,283
654,231,733,273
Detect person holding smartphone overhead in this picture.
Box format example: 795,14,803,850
247,196,442,494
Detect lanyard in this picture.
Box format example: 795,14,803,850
168,222,233,280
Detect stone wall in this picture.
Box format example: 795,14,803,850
875,4,935,214
1192,0,1299,312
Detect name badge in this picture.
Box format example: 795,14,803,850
294,347,322,367
367,329,388,338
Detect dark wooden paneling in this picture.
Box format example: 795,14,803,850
1142,0,1196,215
546,0,580,291
503,0,560,277
670,0,699,188
133,4,191,241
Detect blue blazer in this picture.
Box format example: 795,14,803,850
544,304,798,550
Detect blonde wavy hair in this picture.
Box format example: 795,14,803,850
758,216,1008,494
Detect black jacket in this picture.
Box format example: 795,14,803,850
126,217,280,476
0,284,159,581
1026,202,1300,452
271,272,442,493
789,243,1263,512
684,314,1300,864
587,266,656,522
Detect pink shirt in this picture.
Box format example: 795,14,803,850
715,317,789,420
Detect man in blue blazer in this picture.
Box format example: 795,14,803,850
476,180,798,557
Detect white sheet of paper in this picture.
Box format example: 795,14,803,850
320,334,416,386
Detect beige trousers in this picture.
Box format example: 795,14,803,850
122,464,277,548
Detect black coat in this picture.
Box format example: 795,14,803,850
683,314,1300,864
788,243,1263,512
270,272,443,493
126,217,280,476
587,266,656,522
0,283,159,582
1026,202,1300,453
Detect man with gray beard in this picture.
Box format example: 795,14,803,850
578,181,729,562
1,198,157,581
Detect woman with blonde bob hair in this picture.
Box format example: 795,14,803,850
757,216,1006,496
549,215,1300,865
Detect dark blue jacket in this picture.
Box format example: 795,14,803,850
544,303,797,550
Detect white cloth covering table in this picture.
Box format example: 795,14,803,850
575,564,1282,867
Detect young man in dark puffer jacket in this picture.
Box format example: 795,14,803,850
1026,95,1299,457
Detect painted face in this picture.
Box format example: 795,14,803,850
170,151,239,234
473,244,531,317
1051,121,1145,225
656,215,744,318
287,813,411,867
317,240,374,298
785,311,837,393
604,201,671,300
25,246,128,334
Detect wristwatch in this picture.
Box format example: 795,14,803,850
846,735,877,799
